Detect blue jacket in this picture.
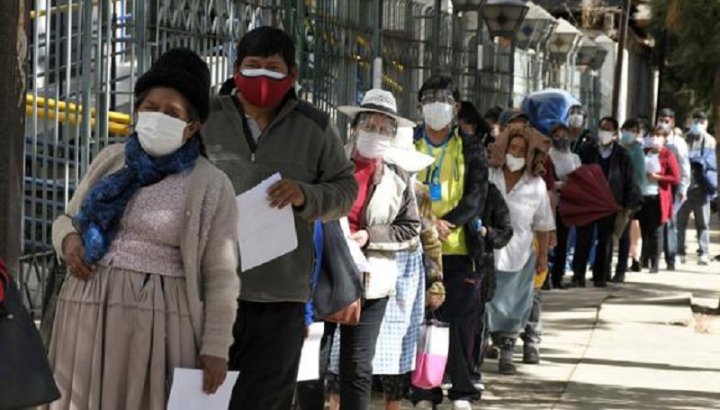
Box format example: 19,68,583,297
305,221,324,326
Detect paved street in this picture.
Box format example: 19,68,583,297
372,221,720,409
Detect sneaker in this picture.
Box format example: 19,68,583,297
415,400,435,409
523,345,540,364
452,400,473,410
699,255,709,265
473,381,486,391
630,258,641,272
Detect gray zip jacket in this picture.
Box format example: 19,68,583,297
203,92,358,303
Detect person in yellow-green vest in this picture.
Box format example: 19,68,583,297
410,75,489,410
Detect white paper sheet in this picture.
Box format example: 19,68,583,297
167,368,239,410
297,322,325,381
338,217,371,273
236,173,298,271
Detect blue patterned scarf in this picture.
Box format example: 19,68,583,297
73,134,201,263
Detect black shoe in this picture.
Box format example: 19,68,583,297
666,264,675,271
498,356,517,375
523,346,540,364
611,274,625,283
641,259,649,269
649,266,659,274
630,259,641,272
553,281,568,290
570,277,586,288
594,281,608,288
542,280,552,290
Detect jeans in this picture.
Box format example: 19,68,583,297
551,209,571,287
412,255,482,404
663,199,679,265
638,196,663,270
677,188,711,257
573,214,616,284
229,301,306,410
330,297,389,410
521,290,543,346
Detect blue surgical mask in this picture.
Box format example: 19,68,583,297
620,131,637,145
690,122,705,136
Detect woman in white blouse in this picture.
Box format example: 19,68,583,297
486,124,555,375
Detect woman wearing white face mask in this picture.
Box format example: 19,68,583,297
48,49,240,409
486,124,555,375
323,89,421,410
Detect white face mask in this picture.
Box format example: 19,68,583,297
355,130,391,159
505,153,526,172
135,111,187,157
422,102,454,131
598,130,615,145
568,114,584,128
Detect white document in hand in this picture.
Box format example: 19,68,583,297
338,217,371,273
167,368,239,410
297,322,324,382
236,173,298,272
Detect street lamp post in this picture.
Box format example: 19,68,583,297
481,0,529,107
548,18,581,89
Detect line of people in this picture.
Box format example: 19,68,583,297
43,25,718,410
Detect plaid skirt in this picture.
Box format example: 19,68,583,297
329,246,425,376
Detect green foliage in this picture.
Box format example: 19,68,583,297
651,0,720,106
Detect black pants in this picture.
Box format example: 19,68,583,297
412,255,482,404
328,297,389,410
229,301,306,410
551,209,571,287
616,219,632,278
638,195,663,270
573,214,616,285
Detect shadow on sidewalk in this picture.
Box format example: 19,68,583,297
559,382,720,409
541,356,718,373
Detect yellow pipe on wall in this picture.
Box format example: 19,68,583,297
26,95,131,125
26,105,130,136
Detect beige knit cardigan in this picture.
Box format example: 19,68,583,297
52,144,240,359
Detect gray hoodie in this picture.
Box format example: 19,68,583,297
203,92,358,303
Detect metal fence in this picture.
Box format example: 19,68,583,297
20,0,599,317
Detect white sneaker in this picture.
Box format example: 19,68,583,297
415,400,435,409
452,400,473,410
699,255,709,265
474,381,485,391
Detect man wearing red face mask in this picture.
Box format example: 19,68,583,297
203,27,358,409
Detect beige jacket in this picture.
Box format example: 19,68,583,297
52,144,240,359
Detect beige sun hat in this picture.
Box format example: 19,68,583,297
383,127,435,173
338,89,416,129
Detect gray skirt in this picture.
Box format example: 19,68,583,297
47,266,196,410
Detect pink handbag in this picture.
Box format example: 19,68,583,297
411,320,450,389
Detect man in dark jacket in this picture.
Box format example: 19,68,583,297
410,75,489,409
568,104,595,154
573,116,641,287
203,27,358,409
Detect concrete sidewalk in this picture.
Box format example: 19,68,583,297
479,231,720,410
371,224,720,409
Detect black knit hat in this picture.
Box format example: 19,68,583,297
658,108,675,119
134,48,211,121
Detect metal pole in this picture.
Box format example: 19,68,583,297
612,0,630,118
0,0,28,270
372,0,383,88
508,41,515,107
431,0,441,75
